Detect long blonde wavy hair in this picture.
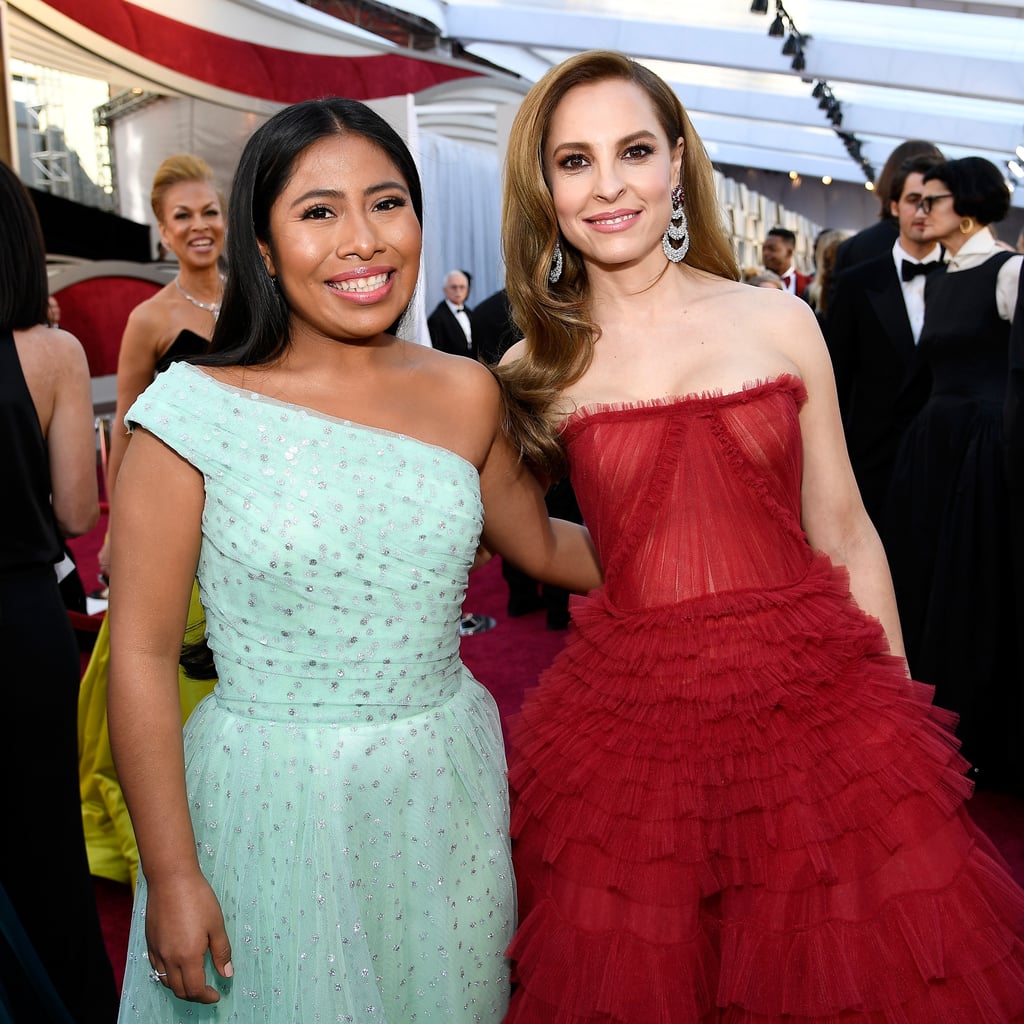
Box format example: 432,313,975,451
496,50,739,477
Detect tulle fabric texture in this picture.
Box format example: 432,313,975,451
505,377,1024,1023
116,363,514,1023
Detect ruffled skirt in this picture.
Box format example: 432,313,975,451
505,555,1024,1022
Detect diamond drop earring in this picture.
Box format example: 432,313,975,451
662,185,690,263
549,238,564,284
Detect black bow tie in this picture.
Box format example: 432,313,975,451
901,260,942,282
455,306,465,313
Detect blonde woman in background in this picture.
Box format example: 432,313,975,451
80,156,225,889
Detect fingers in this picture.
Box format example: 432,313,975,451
211,929,234,981
146,953,224,1005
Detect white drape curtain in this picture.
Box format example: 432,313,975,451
417,131,504,328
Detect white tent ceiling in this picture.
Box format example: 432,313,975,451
6,0,1024,206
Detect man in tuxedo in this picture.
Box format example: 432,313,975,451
427,269,475,358
831,140,943,283
761,227,811,299
826,154,944,533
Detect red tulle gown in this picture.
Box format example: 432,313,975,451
504,376,1024,1023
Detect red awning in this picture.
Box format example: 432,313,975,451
17,0,481,106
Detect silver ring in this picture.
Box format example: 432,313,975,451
148,968,167,983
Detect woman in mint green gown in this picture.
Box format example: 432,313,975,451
108,98,601,1024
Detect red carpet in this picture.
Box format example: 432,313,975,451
70,522,1024,992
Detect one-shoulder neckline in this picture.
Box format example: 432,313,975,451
164,361,481,479
565,373,805,426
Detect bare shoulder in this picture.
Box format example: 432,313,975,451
14,324,88,375
122,286,176,342
406,342,500,412
498,338,528,366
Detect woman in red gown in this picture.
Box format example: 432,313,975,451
496,50,1024,1023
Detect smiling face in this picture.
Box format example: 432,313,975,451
157,179,224,268
258,133,422,346
543,78,682,275
761,234,793,275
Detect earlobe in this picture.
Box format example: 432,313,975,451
258,243,276,278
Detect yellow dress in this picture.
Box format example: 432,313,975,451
78,581,214,888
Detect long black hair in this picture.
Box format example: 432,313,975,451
202,97,424,368
0,163,49,332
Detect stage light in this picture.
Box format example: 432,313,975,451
791,48,806,72
782,32,798,56
751,0,769,13
769,12,786,36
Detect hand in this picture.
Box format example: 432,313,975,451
144,873,233,1004
471,542,494,571
97,533,111,582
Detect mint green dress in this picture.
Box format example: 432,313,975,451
117,362,514,1023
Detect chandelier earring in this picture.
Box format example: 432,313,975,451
549,238,564,284
662,184,690,263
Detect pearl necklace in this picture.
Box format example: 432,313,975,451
174,276,222,321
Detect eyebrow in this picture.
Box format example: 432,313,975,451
289,181,409,208
549,129,660,155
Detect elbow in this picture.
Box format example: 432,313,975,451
56,501,100,539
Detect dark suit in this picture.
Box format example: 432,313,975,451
427,301,475,358
832,218,900,280
472,289,521,365
825,252,933,530
1007,265,1024,723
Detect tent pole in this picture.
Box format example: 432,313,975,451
0,0,15,168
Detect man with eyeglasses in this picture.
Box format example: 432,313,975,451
825,154,945,535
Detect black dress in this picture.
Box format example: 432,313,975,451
884,250,1022,791
0,330,119,1022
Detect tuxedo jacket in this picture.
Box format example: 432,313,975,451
825,252,933,527
787,270,813,300
427,301,476,358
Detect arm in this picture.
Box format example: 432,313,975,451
100,304,164,575
474,375,601,593
786,304,906,659
45,331,99,537
107,430,232,1002
106,305,166,506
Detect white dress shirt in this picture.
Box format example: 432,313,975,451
446,299,473,349
943,229,1023,324
892,240,942,344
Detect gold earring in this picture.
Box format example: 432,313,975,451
959,217,975,235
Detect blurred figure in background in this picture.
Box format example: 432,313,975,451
826,153,944,532
80,155,225,889
0,161,117,1022
884,156,1023,792
831,139,944,281
803,227,849,325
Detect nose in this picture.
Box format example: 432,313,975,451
592,160,625,203
338,212,384,260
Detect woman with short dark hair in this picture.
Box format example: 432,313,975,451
884,156,1023,792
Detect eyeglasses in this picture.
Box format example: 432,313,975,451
914,193,953,214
